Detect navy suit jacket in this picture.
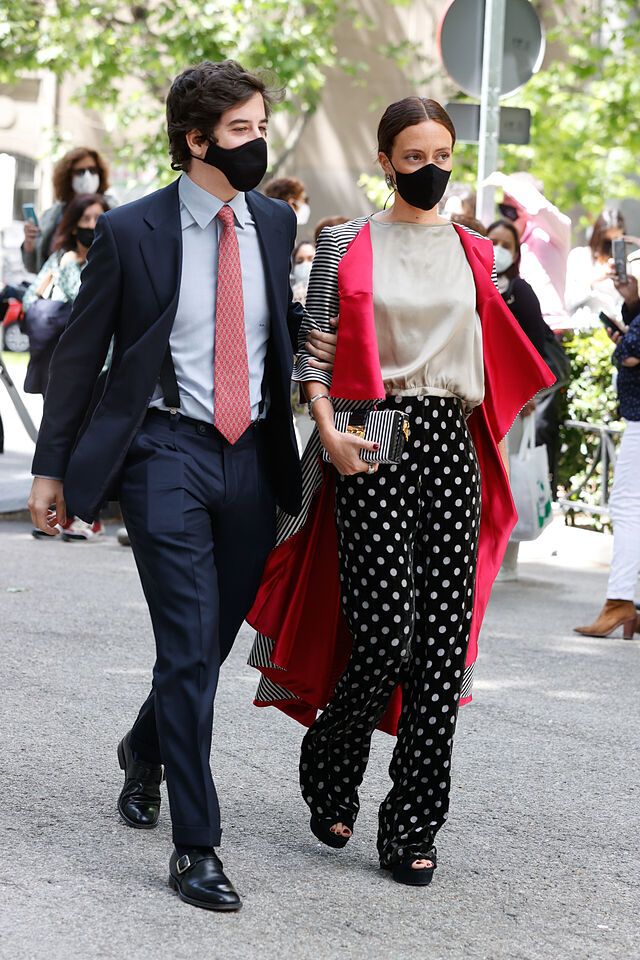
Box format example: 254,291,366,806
32,179,304,519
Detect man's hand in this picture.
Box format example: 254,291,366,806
28,478,67,536
306,317,338,371
23,221,40,253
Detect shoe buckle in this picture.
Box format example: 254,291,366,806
176,854,191,875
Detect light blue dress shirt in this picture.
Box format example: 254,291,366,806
150,174,270,423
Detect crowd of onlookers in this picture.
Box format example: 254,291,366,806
2,150,639,618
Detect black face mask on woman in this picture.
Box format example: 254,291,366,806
76,227,95,248
197,136,268,192
498,202,519,222
390,161,451,212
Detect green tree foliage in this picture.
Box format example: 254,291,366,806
0,0,368,177
361,2,640,220
452,0,640,220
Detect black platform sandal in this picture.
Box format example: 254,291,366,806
382,847,437,886
310,815,353,849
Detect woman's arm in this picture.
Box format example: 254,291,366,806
614,313,640,367
509,277,549,357
22,253,59,312
297,227,377,474
292,227,340,391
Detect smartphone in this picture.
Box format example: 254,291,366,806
599,311,625,336
612,237,627,284
22,203,39,227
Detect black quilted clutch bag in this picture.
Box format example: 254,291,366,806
322,409,411,464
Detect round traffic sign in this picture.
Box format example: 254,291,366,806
438,0,545,99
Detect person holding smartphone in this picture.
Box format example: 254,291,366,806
565,208,625,328
21,147,117,275
575,270,640,638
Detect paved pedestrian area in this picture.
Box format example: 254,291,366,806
0,518,638,960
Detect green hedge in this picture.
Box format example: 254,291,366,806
557,327,621,511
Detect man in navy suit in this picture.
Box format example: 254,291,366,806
29,60,335,911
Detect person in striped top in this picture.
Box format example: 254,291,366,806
248,98,553,888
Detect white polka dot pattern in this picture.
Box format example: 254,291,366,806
214,204,252,444
299,395,481,868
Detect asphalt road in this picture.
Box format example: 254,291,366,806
0,519,638,960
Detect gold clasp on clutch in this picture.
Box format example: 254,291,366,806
346,424,366,439
402,419,410,442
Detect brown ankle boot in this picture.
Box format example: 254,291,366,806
574,599,639,639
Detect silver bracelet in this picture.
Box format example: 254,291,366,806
307,393,332,418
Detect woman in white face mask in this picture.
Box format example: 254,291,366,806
263,175,311,226
290,241,315,305
21,147,118,275
488,218,551,581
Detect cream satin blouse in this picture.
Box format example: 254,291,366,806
370,217,485,413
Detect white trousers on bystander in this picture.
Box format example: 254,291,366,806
607,420,640,601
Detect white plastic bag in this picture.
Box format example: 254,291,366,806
509,415,553,542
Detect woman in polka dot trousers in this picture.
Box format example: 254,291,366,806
248,97,553,886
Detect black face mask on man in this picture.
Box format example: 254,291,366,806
76,226,95,248
196,136,268,193
389,160,451,212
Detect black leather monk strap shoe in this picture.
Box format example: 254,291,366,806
168,848,242,912
117,733,163,829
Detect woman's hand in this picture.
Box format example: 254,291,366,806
608,261,639,305
319,426,379,476
521,400,536,417
23,221,39,252
622,356,640,367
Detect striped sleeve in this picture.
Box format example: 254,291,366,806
291,226,341,388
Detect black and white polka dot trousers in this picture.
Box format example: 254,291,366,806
300,396,481,867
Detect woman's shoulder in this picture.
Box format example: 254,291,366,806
452,221,490,244
317,216,370,253
40,250,63,271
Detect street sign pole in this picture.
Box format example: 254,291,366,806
476,0,506,225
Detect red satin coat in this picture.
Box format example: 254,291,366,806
248,222,555,734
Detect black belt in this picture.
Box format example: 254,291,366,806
146,407,264,440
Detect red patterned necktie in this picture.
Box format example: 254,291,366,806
214,204,251,444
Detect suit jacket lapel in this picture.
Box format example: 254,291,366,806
246,190,288,336
140,179,182,317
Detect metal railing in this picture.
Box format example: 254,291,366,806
557,419,623,520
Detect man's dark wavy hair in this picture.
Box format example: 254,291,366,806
166,60,283,171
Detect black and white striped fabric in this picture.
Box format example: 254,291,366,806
321,409,409,464
248,215,495,708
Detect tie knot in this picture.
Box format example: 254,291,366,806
217,204,235,229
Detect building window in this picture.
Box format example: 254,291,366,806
12,154,37,220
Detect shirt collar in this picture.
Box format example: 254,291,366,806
178,174,247,230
